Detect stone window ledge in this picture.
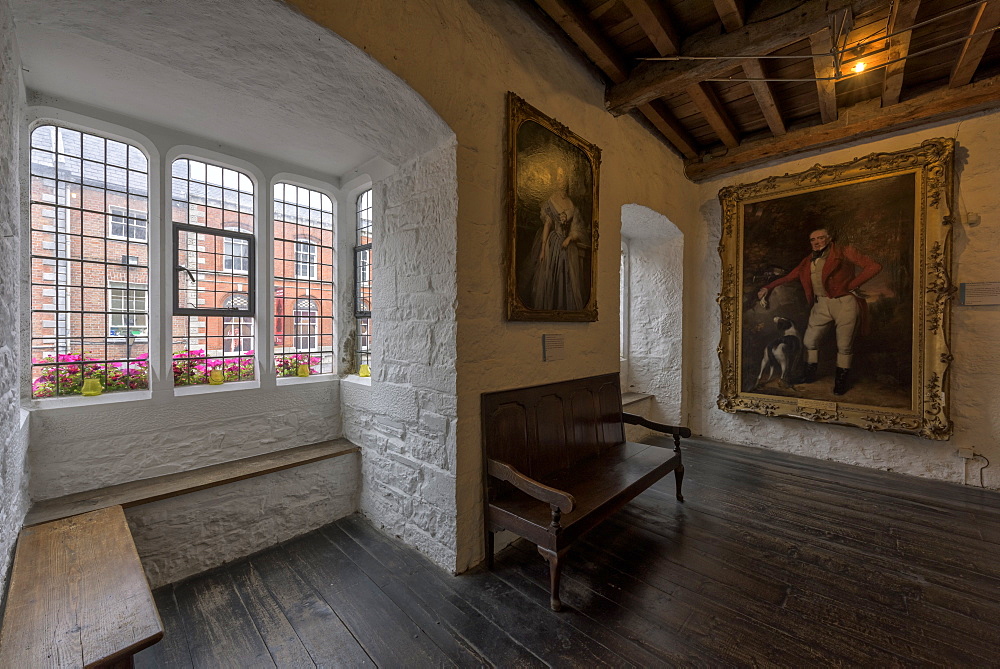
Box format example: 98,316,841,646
341,375,372,388
276,373,337,387
28,390,154,411
622,391,654,408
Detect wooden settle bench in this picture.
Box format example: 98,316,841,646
481,372,690,611
0,506,163,668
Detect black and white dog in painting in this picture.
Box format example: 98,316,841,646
753,317,802,390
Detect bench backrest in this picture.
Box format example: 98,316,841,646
481,373,624,488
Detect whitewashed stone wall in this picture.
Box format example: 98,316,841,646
126,452,359,588
622,205,684,425
0,0,27,603
354,140,459,571
29,383,342,499
691,113,1000,490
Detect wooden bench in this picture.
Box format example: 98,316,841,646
481,373,690,611
0,506,163,668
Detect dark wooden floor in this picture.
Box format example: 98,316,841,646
135,438,1000,667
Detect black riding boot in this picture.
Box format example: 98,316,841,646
802,363,818,384
833,367,850,395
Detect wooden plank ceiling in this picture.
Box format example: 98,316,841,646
530,0,1000,181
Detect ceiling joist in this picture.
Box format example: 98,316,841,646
623,0,682,55
809,28,839,123
950,0,1000,87
686,82,741,147
882,0,922,106
533,0,694,157
742,58,787,134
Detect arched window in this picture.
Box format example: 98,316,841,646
28,124,150,397
355,190,373,370
273,183,334,375
171,157,256,384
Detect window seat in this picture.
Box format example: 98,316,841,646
25,439,359,526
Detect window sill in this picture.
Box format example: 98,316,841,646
28,390,153,410
173,380,259,396
341,374,371,388
276,373,337,387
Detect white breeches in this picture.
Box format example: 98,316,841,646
803,295,858,369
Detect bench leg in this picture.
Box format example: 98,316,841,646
485,530,495,570
675,463,685,502
537,547,566,612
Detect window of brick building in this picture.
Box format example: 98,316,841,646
273,183,334,376
355,189,372,370
171,157,256,386
29,125,150,398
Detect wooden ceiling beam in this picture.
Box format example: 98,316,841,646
882,0,922,106
606,0,885,115
712,0,745,32
742,58,787,135
533,0,696,158
950,0,1000,88
684,72,1000,182
809,28,838,123
710,0,787,138
534,0,629,82
637,102,700,158
622,0,681,55
686,83,741,148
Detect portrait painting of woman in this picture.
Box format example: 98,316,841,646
506,93,600,322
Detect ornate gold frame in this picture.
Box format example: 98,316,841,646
717,139,954,440
506,92,601,322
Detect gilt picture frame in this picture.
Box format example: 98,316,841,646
716,138,954,440
506,92,601,322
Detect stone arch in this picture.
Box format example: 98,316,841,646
621,204,684,425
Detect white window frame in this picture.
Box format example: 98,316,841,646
294,240,317,280
293,301,319,351
223,235,250,274
108,205,148,242
108,281,149,339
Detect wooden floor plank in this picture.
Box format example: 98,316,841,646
249,550,373,668
135,439,1000,668
174,571,275,669
493,542,701,667
228,560,316,667
336,516,546,668
134,588,194,669
319,524,489,666
281,530,454,667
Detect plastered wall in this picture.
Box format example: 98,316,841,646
690,113,1000,489
622,204,684,425
0,0,27,604
286,0,702,572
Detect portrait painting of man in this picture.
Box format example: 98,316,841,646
740,174,915,408
717,139,954,439
506,93,600,322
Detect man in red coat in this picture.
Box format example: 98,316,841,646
757,228,882,395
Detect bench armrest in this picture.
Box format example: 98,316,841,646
622,413,692,439
487,459,576,513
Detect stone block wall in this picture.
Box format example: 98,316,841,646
0,0,27,604
353,139,459,571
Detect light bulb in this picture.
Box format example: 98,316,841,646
853,62,866,73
